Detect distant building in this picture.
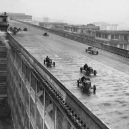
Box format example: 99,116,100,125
50,22,67,30
95,30,129,50
64,23,100,37
39,22,54,28
93,22,118,30
0,12,9,31
7,12,32,21
32,20,40,25
43,17,50,22
80,24,100,36
39,22,67,29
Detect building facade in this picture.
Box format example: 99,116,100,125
93,22,118,30
8,13,32,21
95,30,129,50
64,24,100,36
39,22,67,29
0,12,9,31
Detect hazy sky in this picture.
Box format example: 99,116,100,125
0,0,129,27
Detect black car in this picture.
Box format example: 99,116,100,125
43,32,48,36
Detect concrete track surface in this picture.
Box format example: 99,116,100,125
10,21,129,129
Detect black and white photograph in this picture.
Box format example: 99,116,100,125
0,0,129,129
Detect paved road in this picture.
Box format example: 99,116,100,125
10,21,129,129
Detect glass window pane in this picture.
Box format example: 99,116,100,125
45,92,55,129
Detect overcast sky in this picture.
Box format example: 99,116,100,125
0,0,129,28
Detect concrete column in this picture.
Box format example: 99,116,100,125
55,107,57,129
120,35,124,41
123,44,125,49
108,34,111,40
127,44,129,50
117,44,120,48
119,34,121,40
43,89,46,129
100,34,103,38
127,35,129,42
120,44,124,49
124,44,127,50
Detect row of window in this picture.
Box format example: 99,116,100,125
96,33,129,41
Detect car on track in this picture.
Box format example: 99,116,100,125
77,76,96,94
44,56,55,67
85,47,98,55
23,28,28,31
43,32,49,36
80,64,97,76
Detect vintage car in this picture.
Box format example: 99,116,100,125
85,47,98,55
44,56,55,67
23,28,28,31
9,27,21,35
43,32,49,36
77,76,96,94
80,64,97,76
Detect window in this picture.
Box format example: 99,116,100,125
31,73,37,91
37,81,44,104
36,108,43,129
